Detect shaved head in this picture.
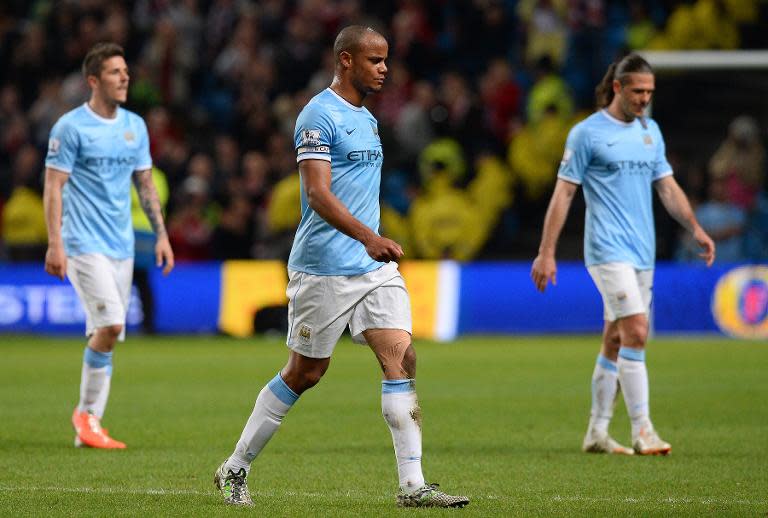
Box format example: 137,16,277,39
333,25,384,64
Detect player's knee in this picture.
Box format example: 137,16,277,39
401,344,416,379
99,324,123,341
374,336,413,379
302,369,325,388
623,323,648,348
288,363,328,393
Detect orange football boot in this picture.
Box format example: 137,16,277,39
71,409,126,449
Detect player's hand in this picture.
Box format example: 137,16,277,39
693,226,715,267
155,236,175,276
364,235,404,263
44,244,67,280
531,254,557,292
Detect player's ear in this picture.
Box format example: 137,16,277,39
86,75,100,89
339,50,353,70
612,79,622,95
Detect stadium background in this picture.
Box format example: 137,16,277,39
0,0,767,339
1,3,767,516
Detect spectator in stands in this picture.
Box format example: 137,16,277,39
395,80,437,162
1,145,47,261
709,115,765,210
478,58,522,146
27,78,68,148
410,139,491,260
678,177,746,263
168,176,214,261
626,1,658,50
434,71,487,158
526,55,573,124
141,16,196,107
517,0,568,67
0,85,30,165
211,194,254,260
507,103,571,202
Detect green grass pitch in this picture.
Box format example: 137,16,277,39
0,335,766,516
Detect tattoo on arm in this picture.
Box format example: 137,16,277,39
133,170,167,238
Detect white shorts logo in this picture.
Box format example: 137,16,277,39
298,324,312,345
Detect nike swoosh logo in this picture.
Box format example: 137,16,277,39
346,128,356,135
607,140,619,147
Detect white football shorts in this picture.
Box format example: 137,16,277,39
286,261,412,359
67,253,134,341
587,262,653,322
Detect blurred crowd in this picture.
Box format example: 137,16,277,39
1,0,767,264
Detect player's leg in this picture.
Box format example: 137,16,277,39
364,329,467,508
216,270,344,506
350,265,468,508
68,254,129,449
366,329,424,489
584,264,634,454
582,319,633,454
89,257,133,419
616,269,670,455
224,352,330,475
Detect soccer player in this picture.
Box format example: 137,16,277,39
44,42,174,449
531,54,715,456
214,26,469,508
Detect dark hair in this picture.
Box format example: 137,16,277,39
595,53,653,108
82,42,125,78
333,25,382,64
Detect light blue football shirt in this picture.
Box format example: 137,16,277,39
45,103,152,259
289,88,384,275
557,110,673,270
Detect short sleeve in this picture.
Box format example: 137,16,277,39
135,117,153,171
557,124,591,185
294,104,333,163
652,124,673,181
45,119,79,174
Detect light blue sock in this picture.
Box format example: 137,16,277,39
382,379,425,492
618,346,650,436
78,347,113,415
589,354,619,435
229,373,300,472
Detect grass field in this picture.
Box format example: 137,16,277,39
0,335,766,517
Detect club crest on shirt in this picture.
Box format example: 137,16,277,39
299,129,322,147
124,130,135,142
48,137,60,155
370,122,379,140
642,134,653,146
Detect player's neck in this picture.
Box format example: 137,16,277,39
87,96,119,119
605,102,633,123
329,79,365,107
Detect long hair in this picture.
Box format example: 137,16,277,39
595,54,653,108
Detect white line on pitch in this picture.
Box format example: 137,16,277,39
0,487,764,506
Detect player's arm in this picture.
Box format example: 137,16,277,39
531,178,579,292
132,169,175,275
43,167,69,280
299,159,403,262
654,175,715,266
